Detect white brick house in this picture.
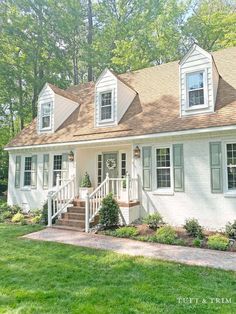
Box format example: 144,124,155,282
5,44,236,231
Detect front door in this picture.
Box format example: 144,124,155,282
103,152,118,179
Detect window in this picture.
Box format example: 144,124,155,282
97,154,102,185
41,103,51,129
24,157,32,186
121,153,126,177
23,156,37,187
226,144,236,190
187,71,204,107
53,154,68,186
156,148,171,188
100,91,112,121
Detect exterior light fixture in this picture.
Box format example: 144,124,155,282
134,146,141,158
68,151,74,162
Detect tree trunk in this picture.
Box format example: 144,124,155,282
18,76,24,130
87,0,93,81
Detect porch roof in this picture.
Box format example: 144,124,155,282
6,47,236,149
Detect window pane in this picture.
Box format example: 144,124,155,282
42,103,51,115
101,106,112,120
188,72,203,90
157,169,171,188
227,167,236,190
101,92,111,107
156,148,170,167
227,144,236,166
25,157,32,170
42,116,50,128
24,172,31,186
53,155,62,170
189,89,204,107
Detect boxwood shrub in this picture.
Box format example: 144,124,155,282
207,234,229,251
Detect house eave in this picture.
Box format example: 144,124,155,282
4,124,236,152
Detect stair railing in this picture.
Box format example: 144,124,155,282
48,175,75,227
85,173,139,232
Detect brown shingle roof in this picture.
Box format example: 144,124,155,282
6,46,236,148
48,83,79,102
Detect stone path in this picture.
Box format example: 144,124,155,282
23,228,236,271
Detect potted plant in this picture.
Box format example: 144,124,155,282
79,172,93,199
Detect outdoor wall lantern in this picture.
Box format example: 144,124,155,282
68,151,74,162
133,146,141,158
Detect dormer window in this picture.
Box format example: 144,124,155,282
186,71,205,108
100,91,113,122
41,102,52,129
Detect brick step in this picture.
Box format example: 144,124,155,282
52,225,85,232
68,206,85,214
56,219,85,228
73,199,85,207
62,212,85,220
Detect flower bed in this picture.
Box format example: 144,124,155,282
99,215,236,252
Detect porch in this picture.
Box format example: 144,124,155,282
47,144,141,232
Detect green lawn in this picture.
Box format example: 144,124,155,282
0,224,235,314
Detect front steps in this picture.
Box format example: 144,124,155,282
54,199,86,231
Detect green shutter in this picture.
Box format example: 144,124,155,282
15,156,21,188
31,155,37,188
43,154,49,189
61,153,68,181
142,147,152,190
173,144,184,192
210,142,222,193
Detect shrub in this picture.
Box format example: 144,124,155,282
12,212,25,223
42,203,48,225
99,193,119,228
207,234,229,251
225,220,236,239
21,219,28,226
143,213,164,230
2,211,12,220
115,226,138,238
31,215,42,224
31,209,42,217
0,202,12,214
183,218,203,238
80,172,92,188
193,238,203,248
155,225,177,244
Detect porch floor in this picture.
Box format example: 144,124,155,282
23,228,236,271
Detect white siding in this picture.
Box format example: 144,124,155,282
180,45,219,116
134,132,236,230
54,94,78,131
95,69,117,126
7,148,76,211
117,79,136,123
37,84,79,134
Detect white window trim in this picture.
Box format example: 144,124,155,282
40,102,52,130
152,144,174,195
223,141,236,197
98,90,114,123
185,69,208,111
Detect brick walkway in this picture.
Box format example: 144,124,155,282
23,228,236,271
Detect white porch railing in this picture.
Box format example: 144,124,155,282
47,175,75,227
85,173,139,232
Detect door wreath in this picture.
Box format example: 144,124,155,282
106,158,117,170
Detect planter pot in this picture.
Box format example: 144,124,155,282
79,187,94,200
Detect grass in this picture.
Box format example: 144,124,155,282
0,224,236,314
